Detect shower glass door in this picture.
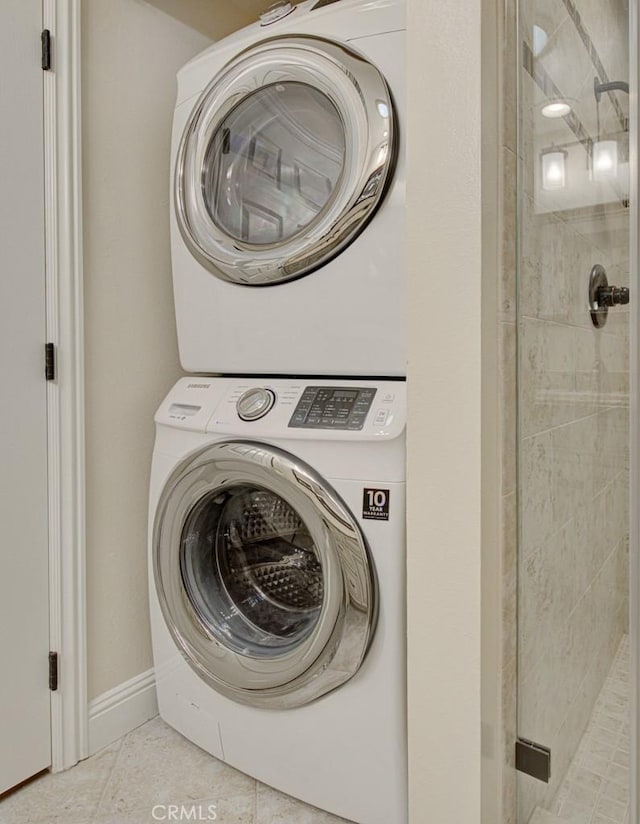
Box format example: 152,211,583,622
516,0,631,821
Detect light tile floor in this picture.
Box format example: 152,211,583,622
530,634,630,824
4,636,630,824
0,716,352,824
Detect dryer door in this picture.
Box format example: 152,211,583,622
175,36,396,285
153,441,376,709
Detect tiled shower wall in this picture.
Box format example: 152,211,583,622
499,0,630,821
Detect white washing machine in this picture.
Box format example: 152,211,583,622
149,376,407,824
170,0,406,376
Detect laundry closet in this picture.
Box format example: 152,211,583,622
0,0,489,821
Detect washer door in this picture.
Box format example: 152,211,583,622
153,441,376,709
175,36,396,285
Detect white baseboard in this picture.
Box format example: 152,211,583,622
88,668,158,755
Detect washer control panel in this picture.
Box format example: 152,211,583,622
157,378,405,440
289,386,376,430
236,387,276,421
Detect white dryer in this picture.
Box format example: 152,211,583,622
149,377,407,824
170,0,406,376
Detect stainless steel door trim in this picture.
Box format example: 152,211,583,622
174,35,396,285
153,440,377,709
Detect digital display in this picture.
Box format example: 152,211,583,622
332,391,358,400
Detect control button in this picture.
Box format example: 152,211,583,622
236,387,276,421
382,392,395,403
374,409,388,426
259,0,294,24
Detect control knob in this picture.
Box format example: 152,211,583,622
259,1,294,24
236,388,276,421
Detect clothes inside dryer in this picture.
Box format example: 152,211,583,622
179,485,324,658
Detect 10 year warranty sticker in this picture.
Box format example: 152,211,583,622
362,488,390,521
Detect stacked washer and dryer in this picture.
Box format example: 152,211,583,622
148,1,407,822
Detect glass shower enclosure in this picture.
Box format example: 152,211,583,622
515,0,632,821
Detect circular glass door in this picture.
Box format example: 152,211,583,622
202,82,346,246
153,441,376,709
180,484,324,657
175,36,396,285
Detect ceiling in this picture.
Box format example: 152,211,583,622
143,0,287,40
230,0,279,13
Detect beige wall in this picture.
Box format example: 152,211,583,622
407,0,490,820
143,0,265,40
82,0,215,700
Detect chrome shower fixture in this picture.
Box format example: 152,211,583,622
594,76,630,102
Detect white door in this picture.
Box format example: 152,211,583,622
0,0,51,794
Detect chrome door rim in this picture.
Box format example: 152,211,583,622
153,441,377,709
175,35,396,285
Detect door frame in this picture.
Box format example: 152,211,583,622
43,0,88,771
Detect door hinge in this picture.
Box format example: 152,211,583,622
41,29,51,71
516,738,551,783
45,343,56,381
49,652,59,691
